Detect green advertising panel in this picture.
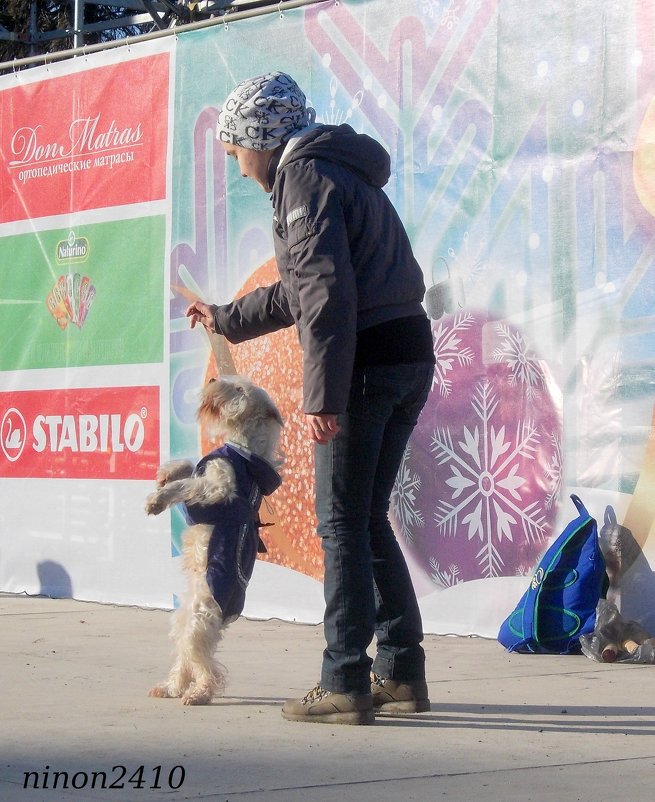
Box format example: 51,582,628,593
0,216,165,370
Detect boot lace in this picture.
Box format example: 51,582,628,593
301,683,331,705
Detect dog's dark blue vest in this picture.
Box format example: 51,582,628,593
182,442,282,621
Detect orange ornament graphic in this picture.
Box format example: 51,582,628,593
201,258,323,581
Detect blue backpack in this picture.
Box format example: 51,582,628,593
498,495,607,654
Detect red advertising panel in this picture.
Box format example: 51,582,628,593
0,54,169,223
0,387,160,479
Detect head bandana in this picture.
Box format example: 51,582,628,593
216,72,316,152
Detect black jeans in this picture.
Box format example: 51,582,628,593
314,362,433,695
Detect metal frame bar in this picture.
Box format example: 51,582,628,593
82,0,164,7
1,16,152,45
0,26,22,43
0,0,327,72
77,14,156,32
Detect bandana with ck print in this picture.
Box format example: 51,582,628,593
216,72,316,151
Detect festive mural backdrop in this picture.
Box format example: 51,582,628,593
1,0,655,635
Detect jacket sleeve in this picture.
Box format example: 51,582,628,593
277,163,357,415
213,281,294,343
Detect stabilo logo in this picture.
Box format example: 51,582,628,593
1,407,27,463
0,386,160,480
33,411,145,453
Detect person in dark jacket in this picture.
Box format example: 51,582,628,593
187,72,435,725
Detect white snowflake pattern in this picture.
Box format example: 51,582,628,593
391,444,424,544
432,312,475,396
429,558,462,588
491,323,545,400
431,380,548,578
544,433,562,509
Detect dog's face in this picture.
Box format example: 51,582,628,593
197,376,284,438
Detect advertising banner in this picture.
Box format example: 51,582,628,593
0,54,169,223
167,0,655,634
1,2,655,636
0,385,160,480
0,43,173,607
0,217,165,372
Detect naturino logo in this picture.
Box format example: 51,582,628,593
0,386,160,479
56,231,89,264
46,235,96,330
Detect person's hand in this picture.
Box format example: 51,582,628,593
186,301,218,334
306,413,340,444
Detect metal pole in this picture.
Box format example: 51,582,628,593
0,0,329,73
29,0,38,56
73,0,84,49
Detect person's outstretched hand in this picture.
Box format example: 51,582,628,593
186,301,218,334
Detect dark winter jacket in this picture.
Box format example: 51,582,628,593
182,442,281,621
214,124,428,414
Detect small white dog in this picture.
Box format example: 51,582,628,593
145,376,284,705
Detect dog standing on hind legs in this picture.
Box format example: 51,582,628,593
145,375,284,705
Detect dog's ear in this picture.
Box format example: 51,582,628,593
265,395,284,428
222,392,250,420
222,379,251,420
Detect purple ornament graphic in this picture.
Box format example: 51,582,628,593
391,310,563,591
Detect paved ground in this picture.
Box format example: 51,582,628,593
2,594,655,801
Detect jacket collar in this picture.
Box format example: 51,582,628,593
224,441,282,496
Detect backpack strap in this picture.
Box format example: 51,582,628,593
505,574,541,652
570,494,589,517
513,597,537,652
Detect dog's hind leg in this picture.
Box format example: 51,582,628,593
180,599,228,706
148,525,229,705
148,601,195,699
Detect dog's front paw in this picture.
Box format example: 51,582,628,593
155,460,194,487
155,466,173,488
145,492,166,515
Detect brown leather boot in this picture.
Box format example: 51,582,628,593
371,674,430,714
282,684,375,725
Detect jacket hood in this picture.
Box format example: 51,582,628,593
224,442,282,496
282,124,391,188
